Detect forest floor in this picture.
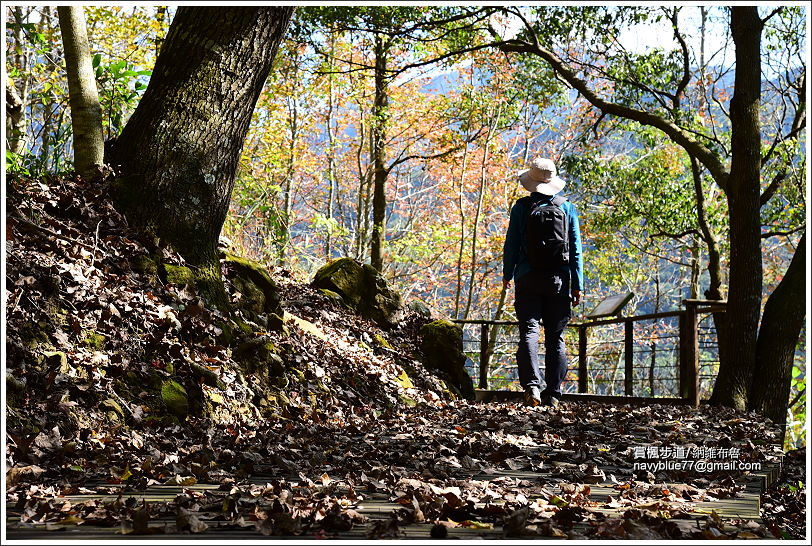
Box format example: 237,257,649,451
4,174,807,541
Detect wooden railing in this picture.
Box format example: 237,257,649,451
454,299,726,407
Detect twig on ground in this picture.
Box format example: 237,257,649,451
11,213,96,251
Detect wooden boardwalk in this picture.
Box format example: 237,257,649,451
6,463,779,540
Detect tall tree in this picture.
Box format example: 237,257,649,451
108,7,294,303
57,6,104,179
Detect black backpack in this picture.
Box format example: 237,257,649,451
523,195,569,271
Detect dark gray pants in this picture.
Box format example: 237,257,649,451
515,270,571,398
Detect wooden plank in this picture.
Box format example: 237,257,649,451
6,468,769,540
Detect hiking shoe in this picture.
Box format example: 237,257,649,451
525,386,542,406
540,394,560,408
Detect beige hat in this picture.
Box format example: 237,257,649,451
518,157,565,195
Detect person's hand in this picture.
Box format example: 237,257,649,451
571,290,581,306
503,279,511,290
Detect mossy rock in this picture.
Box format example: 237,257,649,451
312,258,403,329
267,313,287,333
418,320,475,400
161,380,189,420
162,264,196,285
408,299,436,319
224,253,282,318
233,338,285,379
318,288,345,306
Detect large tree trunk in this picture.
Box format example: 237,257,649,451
749,232,806,428
57,6,104,179
370,32,389,272
709,7,763,410
108,7,293,302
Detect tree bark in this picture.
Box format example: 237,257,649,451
708,7,763,410
6,77,26,155
749,232,806,428
108,7,293,302
370,32,390,272
57,6,104,179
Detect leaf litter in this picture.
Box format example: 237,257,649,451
4,174,802,539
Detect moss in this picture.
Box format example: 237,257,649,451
312,257,403,329
373,334,393,350
161,380,189,420
267,313,287,333
312,258,364,307
44,297,67,328
233,276,265,314
418,320,475,401
6,374,26,407
213,320,235,346
82,330,106,350
41,351,68,371
193,263,231,311
223,253,280,315
319,288,345,306
19,323,52,352
395,370,414,389
163,264,196,285
130,254,159,279
234,319,254,336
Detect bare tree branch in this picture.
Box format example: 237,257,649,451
761,225,805,239
495,31,730,190
669,7,692,111
761,7,783,25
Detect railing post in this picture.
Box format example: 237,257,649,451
681,301,700,407
578,325,588,393
479,323,490,390
678,311,687,399
624,320,634,396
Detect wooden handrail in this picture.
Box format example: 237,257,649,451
455,300,727,407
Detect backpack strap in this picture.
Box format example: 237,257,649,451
551,195,567,207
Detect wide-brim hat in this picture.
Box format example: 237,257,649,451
518,156,565,195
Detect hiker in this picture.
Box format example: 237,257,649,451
502,156,583,407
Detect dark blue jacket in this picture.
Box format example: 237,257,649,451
503,193,583,291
